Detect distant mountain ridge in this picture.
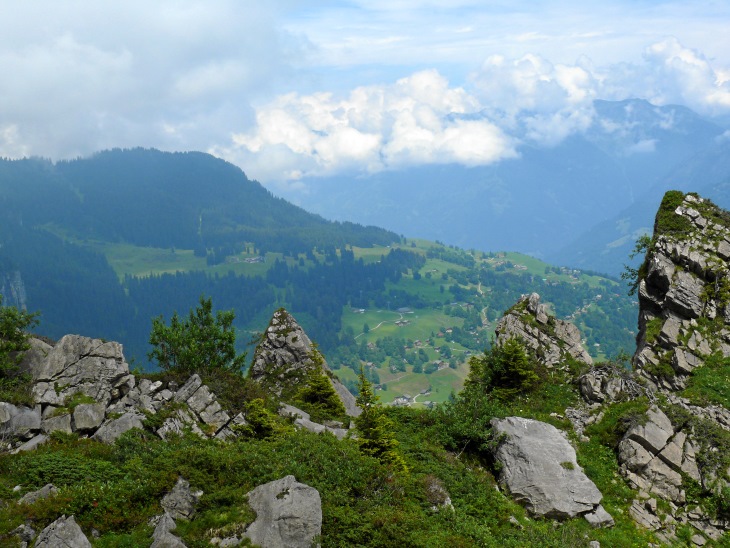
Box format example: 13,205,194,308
277,99,728,270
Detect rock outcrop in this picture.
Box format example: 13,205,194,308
250,309,360,416
34,515,92,547
491,416,612,525
243,475,322,548
634,192,730,390
496,293,592,368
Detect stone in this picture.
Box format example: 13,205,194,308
92,411,144,444
629,499,662,530
625,406,674,455
173,374,203,403
150,513,187,548
72,403,106,431
244,475,322,548
161,477,200,521
41,413,72,435
12,433,49,453
491,417,604,519
0,404,41,439
496,293,592,369
618,438,653,472
250,309,360,417
584,504,615,528
34,515,92,547
31,335,134,407
18,483,58,505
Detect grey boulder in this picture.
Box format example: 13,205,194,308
491,417,606,520
244,475,322,548
34,515,91,547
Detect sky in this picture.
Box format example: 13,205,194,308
1,1,729,187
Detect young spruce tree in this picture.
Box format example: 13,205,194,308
354,368,408,473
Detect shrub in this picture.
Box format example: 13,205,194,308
147,295,245,374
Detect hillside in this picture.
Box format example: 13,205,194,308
4,191,730,546
0,149,635,407
278,99,728,265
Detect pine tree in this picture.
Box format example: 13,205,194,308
354,368,408,473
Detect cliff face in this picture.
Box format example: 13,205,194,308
634,191,730,390
0,270,27,310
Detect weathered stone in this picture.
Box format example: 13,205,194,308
244,475,322,548
250,309,360,417
150,513,187,548
31,335,134,407
42,413,72,435
584,504,615,528
72,403,106,431
34,515,92,547
491,417,604,519
18,483,58,505
11,433,49,453
629,499,662,530
92,411,144,444
644,456,684,503
618,438,653,472
625,406,674,455
174,374,203,403
161,477,200,521
2,405,41,440
657,432,686,473
496,293,592,369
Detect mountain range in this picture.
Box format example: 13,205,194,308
277,99,730,275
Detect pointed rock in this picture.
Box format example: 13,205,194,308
250,309,360,416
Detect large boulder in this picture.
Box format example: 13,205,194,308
34,515,91,547
250,309,360,417
491,417,607,521
244,475,322,548
31,335,135,408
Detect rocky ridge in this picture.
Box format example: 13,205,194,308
496,292,593,368
2,308,336,547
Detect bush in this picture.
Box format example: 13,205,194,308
147,295,245,374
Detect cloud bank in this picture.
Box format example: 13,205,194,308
0,3,729,185
217,38,730,183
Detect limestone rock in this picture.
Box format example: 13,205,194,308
0,403,41,439
31,335,135,408
161,477,201,521
250,309,360,417
91,411,144,444
18,483,58,505
496,293,592,368
72,403,106,432
34,515,91,548
244,475,322,548
150,513,187,548
279,404,349,440
491,417,605,519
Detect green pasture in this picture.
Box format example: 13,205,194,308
342,307,464,343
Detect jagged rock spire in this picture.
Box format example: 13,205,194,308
250,308,360,416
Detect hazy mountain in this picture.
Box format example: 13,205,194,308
278,99,727,266
550,138,730,275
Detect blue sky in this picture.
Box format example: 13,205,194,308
1,1,729,186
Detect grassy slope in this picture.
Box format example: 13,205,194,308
46,234,633,405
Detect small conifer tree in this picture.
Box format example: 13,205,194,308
296,349,346,421
354,368,408,473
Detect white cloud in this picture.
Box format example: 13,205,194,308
216,70,516,181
